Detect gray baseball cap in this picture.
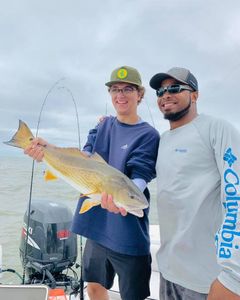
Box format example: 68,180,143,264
149,67,198,91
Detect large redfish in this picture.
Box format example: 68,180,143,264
4,120,148,217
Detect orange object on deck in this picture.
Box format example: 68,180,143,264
48,288,67,300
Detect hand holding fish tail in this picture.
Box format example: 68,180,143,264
101,192,127,216
24,137,49,162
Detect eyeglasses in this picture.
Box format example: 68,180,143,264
109,86,137,96
156,84,193,97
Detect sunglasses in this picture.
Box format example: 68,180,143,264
156,84,193,97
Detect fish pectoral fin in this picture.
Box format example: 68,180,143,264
80,191,99,198
44,170,58,181
128,209,144,218
79,198,101,214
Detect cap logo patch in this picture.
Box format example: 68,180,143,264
117,68,128,79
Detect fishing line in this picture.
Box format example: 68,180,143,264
144,96,156,128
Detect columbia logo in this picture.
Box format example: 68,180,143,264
121,144,128,150
175,148,187,153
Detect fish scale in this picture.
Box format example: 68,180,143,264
44,153,104,193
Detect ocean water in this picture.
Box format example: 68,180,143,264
0,155,158,284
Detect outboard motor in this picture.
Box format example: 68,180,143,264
19,199,77,287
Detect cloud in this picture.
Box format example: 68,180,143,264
1,0,240,155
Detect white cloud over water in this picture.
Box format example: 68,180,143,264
1,0,240,155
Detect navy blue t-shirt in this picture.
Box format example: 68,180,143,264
71,116,159,255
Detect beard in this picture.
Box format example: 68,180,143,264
163,99,191,122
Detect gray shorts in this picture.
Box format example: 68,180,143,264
160,273,208,300
83,239,151,300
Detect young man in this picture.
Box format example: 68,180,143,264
149,67,240,300
25,66,159,300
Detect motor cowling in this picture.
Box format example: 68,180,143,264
19,199,77,278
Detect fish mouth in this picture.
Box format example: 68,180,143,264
116,201,148,210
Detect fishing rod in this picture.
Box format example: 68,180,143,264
22,78,85,299
22,77,65,285
57,86,81,149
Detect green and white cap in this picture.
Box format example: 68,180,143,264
105,66,142,87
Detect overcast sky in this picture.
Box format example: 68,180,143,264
1,0,240,155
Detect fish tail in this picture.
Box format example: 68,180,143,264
3,120,34,149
